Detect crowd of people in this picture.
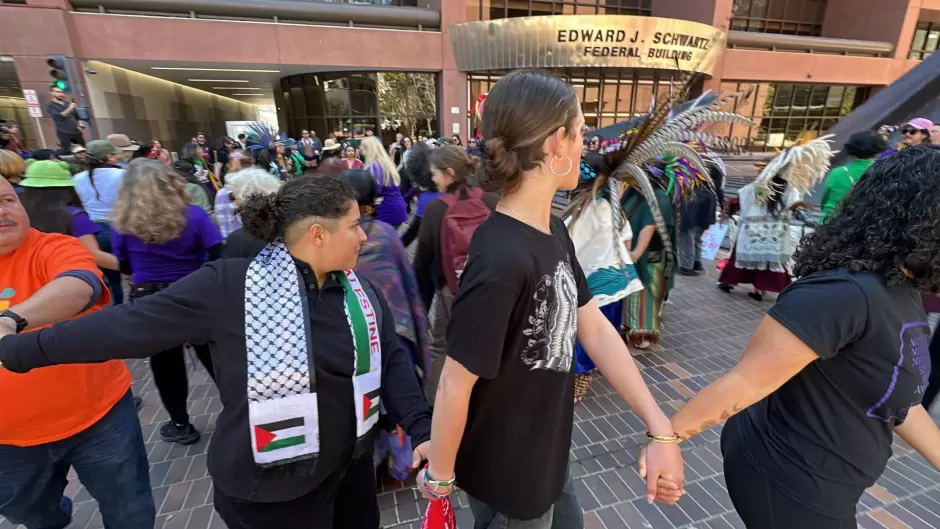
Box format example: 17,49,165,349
0,74,940,529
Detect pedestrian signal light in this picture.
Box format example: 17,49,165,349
46,55,70,92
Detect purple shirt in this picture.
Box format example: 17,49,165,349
369,162,408,226
68,207,100,239
416,190,444,218
112,205,223,284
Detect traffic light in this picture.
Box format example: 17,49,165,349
46,55,70,92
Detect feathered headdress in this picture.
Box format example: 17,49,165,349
566,75,752,280
753,134,835,204
244,122,286,152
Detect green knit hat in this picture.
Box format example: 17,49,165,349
20,159,74,188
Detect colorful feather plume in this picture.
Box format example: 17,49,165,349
753,134,836,204
244,122,286,151
568,75,751,281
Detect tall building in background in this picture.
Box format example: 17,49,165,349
0,0,935,151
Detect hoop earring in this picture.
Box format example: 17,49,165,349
550,155,572,177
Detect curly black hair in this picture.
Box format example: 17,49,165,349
793,145,940,290
844,130,888,159
241,175,357,243
406,141,434,190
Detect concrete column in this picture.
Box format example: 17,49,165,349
429,0,468,140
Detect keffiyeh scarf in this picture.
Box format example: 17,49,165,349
245,242,382,466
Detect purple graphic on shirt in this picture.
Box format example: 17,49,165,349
866,321,930,423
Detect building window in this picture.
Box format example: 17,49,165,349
278,72,438,145
477,0,650,21
714,82,869,151
730,0,828,36
909,21,940,60
468,69,672,139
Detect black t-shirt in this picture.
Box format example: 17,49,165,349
447,213,592,519
46,100,79,134
727,268,930,518
221,228,266,260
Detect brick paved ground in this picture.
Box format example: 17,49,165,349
4,266,940,529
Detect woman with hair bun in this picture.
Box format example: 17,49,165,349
0,174,432,529
420,70,684,526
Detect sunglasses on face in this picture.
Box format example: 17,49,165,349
902,128,925,135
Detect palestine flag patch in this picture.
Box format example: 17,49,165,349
362,388,381,422
254,417,306,453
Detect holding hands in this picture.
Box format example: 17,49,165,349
636,426,685,504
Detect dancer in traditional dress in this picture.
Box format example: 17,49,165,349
569,91,748,350
718,136,834,301
565,154,641,401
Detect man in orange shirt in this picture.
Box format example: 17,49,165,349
0,178,155,528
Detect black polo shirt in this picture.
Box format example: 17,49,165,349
0,258,431,503
46,100,79,135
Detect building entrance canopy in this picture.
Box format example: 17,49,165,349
449,15,726,76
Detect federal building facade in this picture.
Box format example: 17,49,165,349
1,0,937,151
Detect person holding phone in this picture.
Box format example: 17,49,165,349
46,86,84,154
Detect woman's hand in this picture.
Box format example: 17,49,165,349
415,466,455,501
412,441,431,469
637,442,684,504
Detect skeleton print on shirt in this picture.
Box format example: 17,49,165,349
521,260,578,372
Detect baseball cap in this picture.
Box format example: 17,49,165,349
904,118,934,131
85,139,121,160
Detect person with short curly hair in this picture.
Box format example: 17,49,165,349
661,145,940,528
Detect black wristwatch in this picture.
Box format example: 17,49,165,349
0,310,27,334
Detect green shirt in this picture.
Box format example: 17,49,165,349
819,158,873,222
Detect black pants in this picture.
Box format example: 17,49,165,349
55,130,85,154
213,454,379,529
923,327,940,410
722,424,856,528
131,283,215,425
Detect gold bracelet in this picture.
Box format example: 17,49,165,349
646,431,681,443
